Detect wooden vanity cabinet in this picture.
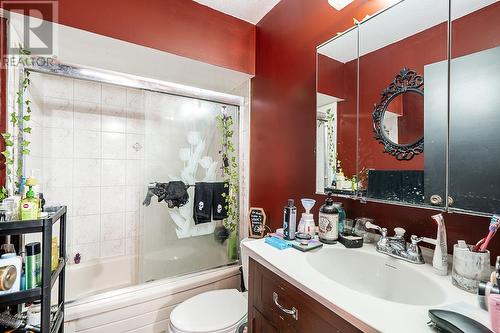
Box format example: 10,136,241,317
248,258,363,333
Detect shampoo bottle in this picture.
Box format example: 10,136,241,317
25,242,41,289
283,199,297,240
319,193,339,244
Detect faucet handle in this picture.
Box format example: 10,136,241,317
411,235,424,245
365,222,387,237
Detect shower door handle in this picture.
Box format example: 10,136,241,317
273,292,298,320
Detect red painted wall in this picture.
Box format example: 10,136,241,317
251,0,500,260
3,0,256,74
251,0,391,223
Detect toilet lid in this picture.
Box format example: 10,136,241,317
170,289,247,333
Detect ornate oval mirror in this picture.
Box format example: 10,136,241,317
373,68,424,160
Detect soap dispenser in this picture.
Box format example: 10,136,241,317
319,193,339,244
297,199,316,239
20,178,39,220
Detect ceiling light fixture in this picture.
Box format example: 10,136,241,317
328,0,354,11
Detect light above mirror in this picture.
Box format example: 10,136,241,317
327,0,354,11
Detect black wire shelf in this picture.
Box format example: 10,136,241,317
0,205,67,332
0,206,67,235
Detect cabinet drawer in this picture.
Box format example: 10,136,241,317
252,307,280,333
249,258,362,333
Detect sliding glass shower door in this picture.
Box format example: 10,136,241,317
140,91,240,283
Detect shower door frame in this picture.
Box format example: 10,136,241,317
12,56,246,283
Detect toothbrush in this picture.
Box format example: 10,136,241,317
479,215,500,252
18,176,26,195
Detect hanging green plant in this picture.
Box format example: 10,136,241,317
0,46,33,201
216,106,239,234
325,107,337,173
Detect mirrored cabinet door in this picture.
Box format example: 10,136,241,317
316,27,358,197
449,1,500,214
357,0,449,208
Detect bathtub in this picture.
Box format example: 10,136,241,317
64,264,241,332
65,255,138,302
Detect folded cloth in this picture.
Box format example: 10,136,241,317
212,182,229,220
193,182,213,224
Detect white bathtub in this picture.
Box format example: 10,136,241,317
65,255,138,302
64,264,241,333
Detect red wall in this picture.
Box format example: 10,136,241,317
251,0,500,260
3,0,256,74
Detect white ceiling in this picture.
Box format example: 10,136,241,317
193,0,281,24
318,0,498,63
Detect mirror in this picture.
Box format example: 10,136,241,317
316,27,358,196
373,68,425,160
358,0,449,207
448,0,500,214
316,0,500,215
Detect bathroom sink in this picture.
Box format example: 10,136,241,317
307,248,446,306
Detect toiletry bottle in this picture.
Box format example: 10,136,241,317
431,213,447,276
51,237,59,271
20,178,40,220
319,193,339,244
283,199,297,240
39,193,45,213
336,169,345,190
25,242,41,289
333,202,346,235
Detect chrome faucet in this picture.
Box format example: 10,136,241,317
366,222,425,264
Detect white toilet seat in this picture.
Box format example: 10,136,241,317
169,289,247,333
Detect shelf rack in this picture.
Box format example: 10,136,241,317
0,206,67,333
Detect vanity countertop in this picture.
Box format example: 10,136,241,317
243,238,492,333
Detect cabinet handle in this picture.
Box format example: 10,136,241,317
273,292,298,320
430,195,442,206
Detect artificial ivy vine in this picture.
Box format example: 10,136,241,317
0,46,33,200
325,107,337,173
216,106,239,233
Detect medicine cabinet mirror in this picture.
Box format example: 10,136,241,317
316,0,500,216
316,26,358,198
448,0,500,215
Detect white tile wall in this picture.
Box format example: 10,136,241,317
26,75,145,264
102,132,126,159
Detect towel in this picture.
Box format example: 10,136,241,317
193,182,212,224
212,182,229,220
142,181,189,208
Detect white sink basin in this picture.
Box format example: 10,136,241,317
307,248,446,306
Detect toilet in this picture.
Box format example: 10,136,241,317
168,238,252,333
